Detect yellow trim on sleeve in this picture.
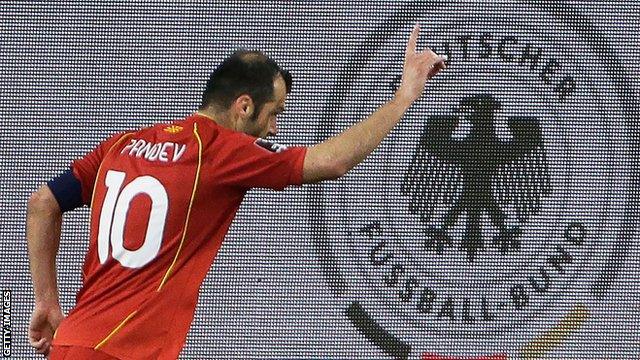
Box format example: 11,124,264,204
157,123,203,291
94,310,138,350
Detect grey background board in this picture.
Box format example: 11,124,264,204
1,1,639,359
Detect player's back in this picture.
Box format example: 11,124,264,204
52,113,306,359
53,114,245,359
80,117,204,304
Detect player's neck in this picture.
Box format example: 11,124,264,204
196,108,235,131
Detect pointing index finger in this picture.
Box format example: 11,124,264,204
406,23,420,53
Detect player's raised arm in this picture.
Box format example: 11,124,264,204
302,24,447,183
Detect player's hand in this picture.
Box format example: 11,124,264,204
29,301,65,357
396,24,447,105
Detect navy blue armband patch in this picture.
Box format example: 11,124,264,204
47,169,83,212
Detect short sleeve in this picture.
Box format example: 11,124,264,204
215,133,307,190
71,132,131,205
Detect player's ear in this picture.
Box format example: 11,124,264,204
234,95,254,120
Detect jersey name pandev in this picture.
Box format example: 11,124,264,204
120,139,187,162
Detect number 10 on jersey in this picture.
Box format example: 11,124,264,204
98,170,168,268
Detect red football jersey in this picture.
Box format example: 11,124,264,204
51,113,306,359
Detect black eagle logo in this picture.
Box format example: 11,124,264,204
401,94,551,262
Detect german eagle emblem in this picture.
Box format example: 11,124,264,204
401,94,551,262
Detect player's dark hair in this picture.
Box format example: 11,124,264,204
200,50,292,119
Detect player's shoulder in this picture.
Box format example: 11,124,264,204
131,115,197,139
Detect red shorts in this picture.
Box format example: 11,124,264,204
49,345,119,360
